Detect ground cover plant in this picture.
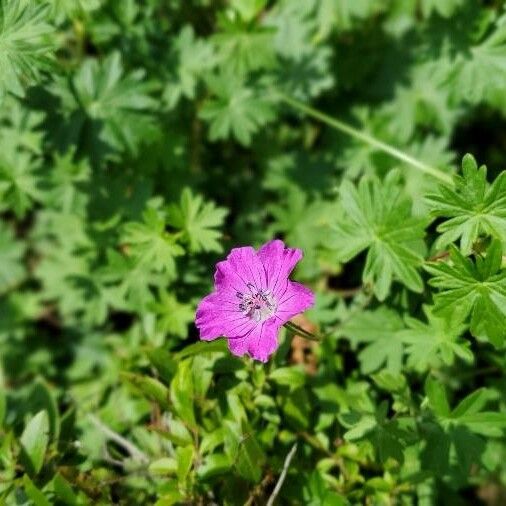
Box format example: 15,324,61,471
2,0,506,504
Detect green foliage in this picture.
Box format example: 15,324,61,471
166,187,228,253
0,222,25,294
0,0,54,102
427,153,506,254
2,0,506,504
51,51,159,159
200,69,276,146
449,22,506,104
122,205,185,276
426,240,506,347
399,306,472,371
164,26,217,109
328,171,426,300
19,411,49,475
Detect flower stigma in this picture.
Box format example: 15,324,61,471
236,283,277,323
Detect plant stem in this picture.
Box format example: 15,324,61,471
266,443,298,506
284,321,320,341
88,414,149,464
278,93,454,186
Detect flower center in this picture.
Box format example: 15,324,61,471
236,284,277,323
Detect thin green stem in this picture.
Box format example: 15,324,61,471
278,93,454,186
284,321,320,341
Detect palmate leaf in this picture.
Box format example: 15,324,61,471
122,206,184,277
340,402,410,464
422,379,506,476
163,26,217,109
425,379,506,437
447,22,506,104
0,97,45,217
328,171,427,300
151,289,194,339
52,51,158,159
399,305,472,372
0,145,41,217
200,69,276,146
166,188,227,253
338,307,405,374
426,154,506,254
99,249,157,311
0,0,54,102
382,63,458,143
212,5,276,74
425,240,506,347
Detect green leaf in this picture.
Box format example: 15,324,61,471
149,458,178,476
338,307,405,374
51,51,159,159
200,69,276,146
145,347,177,384
447,23,506,104
224,420,266,483
212,14,276,74
197,453,231,480
175,339,228,360
426,154,506,254
163,26,217,109
230,0,268,23
28,377,60,439
0,222,25,294
0,0,54,102
456,412,506,437
399,305,472,372
166,188,227,253
420,0,465,18
176,445,194,483
121,372,170,409
0,141,42,217
269,366,306,390
328,171,427,300
20,410,49,475
52,473,78,505
23,474,51,506
314,0,384,33
170,359,196,429
123,206,184,276
425,377,450,418
282,387,311,430
340,403,408,464
341,413,377,441
425,240,506,346
451,388,494,419
151,289,194,339
371,371,407,393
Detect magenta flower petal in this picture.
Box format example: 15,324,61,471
214,246,267,293
257,239,303,298
195,240,315,362
227,317,281,363
195,292,256,341
275,281,315,321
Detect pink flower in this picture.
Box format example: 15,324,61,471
195,240,315,362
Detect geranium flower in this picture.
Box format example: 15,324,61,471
195,240,315,362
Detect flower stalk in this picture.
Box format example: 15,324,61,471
283,321,320,341
278,93,454,186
